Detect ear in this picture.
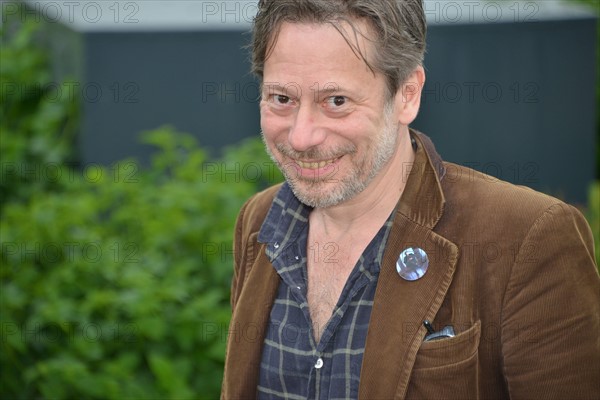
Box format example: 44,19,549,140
393,66,425,126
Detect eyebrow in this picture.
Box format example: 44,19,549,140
261,82,344,98
316,85,342,96
261,83,301,95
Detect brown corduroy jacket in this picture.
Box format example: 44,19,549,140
221,131,600,399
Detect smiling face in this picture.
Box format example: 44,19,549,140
260,20,403,208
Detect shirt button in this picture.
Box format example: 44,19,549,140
315,357,323,369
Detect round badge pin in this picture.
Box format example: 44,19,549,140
396,247,429,281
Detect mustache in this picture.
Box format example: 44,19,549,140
275,143,357,161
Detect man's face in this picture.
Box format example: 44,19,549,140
260,20,401,208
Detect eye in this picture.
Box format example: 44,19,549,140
326,96,346,107
274,94,291,105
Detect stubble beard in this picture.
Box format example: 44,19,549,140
263,103,399,209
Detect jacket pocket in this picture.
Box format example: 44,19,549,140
405,320,481,400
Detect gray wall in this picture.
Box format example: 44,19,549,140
80,31,260,161
414,18,597,202
34,0,598,203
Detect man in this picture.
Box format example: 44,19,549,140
221,1,599,399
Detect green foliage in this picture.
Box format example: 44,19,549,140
1,9,284,398
0,11,79,207
1,2,597,399
574,0,600,11
1,126,283,399
585,181,600,269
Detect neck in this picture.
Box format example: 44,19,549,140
311,128,415,237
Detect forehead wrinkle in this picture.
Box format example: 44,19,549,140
264,19,378,78
261,21,389,107
329,17,378,77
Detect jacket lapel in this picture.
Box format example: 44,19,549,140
222,246,279,399
223,131,457,399
359,131,459,399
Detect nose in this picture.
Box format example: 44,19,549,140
288,104,326,152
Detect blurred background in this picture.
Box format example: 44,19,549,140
1,0,598,398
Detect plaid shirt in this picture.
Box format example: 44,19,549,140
256,183,394,399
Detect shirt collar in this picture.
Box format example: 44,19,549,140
258,180,395,279
257,182,311,262
256,129,447,260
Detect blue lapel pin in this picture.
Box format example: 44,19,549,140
396,247,429,281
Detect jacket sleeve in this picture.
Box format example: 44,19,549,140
501,202,599,399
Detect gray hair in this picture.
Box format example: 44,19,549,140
250,0,427,96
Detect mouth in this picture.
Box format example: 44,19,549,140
294,157,341,170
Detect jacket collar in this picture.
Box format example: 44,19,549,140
222,130,458,399
399,130,447,228
358,130,458,399
257,182,309,263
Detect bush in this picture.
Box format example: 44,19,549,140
1,127,282,399
0,15,79,208
1,3,597,399
585,181,600,270
1,10,284,398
